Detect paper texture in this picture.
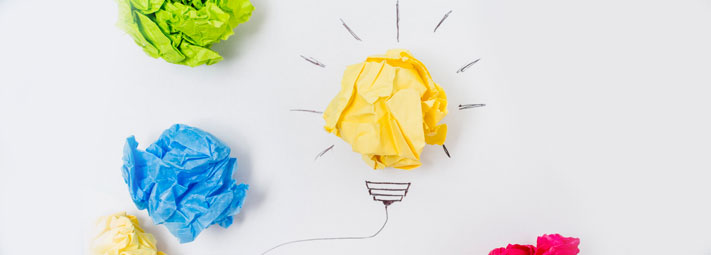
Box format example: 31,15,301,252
323,49,448,169
90,212,166,255
122,124,248,243
116,0,254,66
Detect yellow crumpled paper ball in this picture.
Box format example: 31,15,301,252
91,212,166,255
324,49,448,170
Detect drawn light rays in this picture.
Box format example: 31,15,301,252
295,1,485,160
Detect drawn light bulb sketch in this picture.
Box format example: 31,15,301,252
268,1,488,252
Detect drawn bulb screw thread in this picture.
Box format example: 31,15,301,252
366,181,410,206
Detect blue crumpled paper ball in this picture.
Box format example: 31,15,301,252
122,124,248,243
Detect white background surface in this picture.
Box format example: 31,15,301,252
1,0,711,254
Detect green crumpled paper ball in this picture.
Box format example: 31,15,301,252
117,0,254,67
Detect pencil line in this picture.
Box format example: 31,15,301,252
456,58,480,73
368,188,408,191
396,0,400,42
300,55,326,68
340,18,362,41
458,104,486,110
261,206,389,255
290,109,323,114
366,181,411,185
315,144,335,160
434,10,452,32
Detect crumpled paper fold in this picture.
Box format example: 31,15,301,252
90,212,166,255
116,0,254,66
323,49,448,170
122,124,248,243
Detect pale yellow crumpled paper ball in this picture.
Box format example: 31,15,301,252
324,49,448,170
91,212,166,255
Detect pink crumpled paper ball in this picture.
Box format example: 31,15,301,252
489,244,536,255
535,234,580,255
488,234,580,255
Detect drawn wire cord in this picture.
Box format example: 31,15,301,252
261,205,390,255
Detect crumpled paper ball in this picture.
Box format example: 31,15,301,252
489,244,536,255
535,234,580,255
90,212,166,255
116,0,254,66
323,49,448,170
488,234,580,255
122,124,248,243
